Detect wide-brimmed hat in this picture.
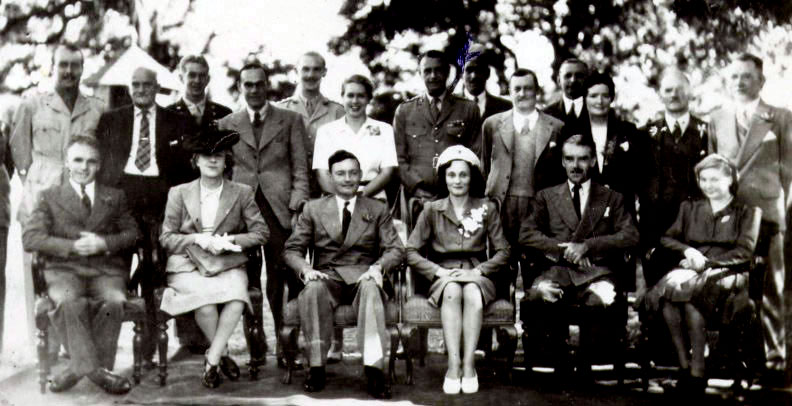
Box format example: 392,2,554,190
182,125,240,154
435,145,481,171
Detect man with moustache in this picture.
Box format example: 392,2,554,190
543,58,589,125
393,50,481,206
168,54,232,127
95,67,195,366
166,54,233,354
640,68,708,269
519,134,639,381
708,53,792,385
278,52,345,198
217,62,310,368
11,43,105,342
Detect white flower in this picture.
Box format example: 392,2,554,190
620,141,629,151
459,204,487,238
649,126,658,137
549,141,557,148
697,123,707,138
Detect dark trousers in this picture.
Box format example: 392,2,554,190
45,270,126,375
0,227,6,352
754,220,786,369
255,188,302,356
299,277,388,369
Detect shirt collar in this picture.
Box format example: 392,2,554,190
134,105,155,117
183,96,206,113
568,178,591,193
735,98,760,118
199,179,224,199
563,95,583,115
665,111,691,132
335,194,357,214
246,102,270,123
425,91,446,106
69,179,95,200
513,109,539,131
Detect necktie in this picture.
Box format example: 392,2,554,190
738,108,751,133
672,121,682,141
81,184,91,213
253,111,262,144
135,110,151,172
341,201,352,239
430,97,440,121
305,98,316,117
566,103,575,119
572,183,581,220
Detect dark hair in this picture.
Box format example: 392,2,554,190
328,149,361,172
509,68,539,89
584,71,615,98
733,53,763,72
178,54,209,72
562,133,596,159
419,50,449,68
695,153,739,196
67,135,100,158
191,151,235,180
559,58,588,73
239,62,268,80
436,159,485,198
52,43,84,67
341,74,374,100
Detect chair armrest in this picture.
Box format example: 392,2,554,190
31,253,48,298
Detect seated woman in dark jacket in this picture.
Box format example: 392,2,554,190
646,153,761,395
406,145,510,395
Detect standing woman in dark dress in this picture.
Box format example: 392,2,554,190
646,154,761,395
407,145,509,395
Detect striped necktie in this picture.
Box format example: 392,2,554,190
135,110,151,171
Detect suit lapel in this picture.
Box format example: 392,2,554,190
258,106,283,150
232,110,258,150
571,184,607,241
57,183,89,222
319,197,343,244
534,113,553,163
85,185,111,230
436,95,455,124
184,180,203,231
498,112,515,153
340,198,372,251
213,182,240,231
738,101,774,167
71,94,92,121
419,96,435,124
554,184,580,231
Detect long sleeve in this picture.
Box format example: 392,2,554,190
230,186,269,249
100,191,140,254
10,97,33,175
707,206,761,268
283,203,315,279
775,108,792,203
518,191,565,263
406,203,442,281
22,193,74,257
159,187,196,254
393,104,423,195
288,114,310,213
373,206,405,276
583,192,640,255
660,200,694,254
478,200,509,277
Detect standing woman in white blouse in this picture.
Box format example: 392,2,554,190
313,75,398,202
159,127,268,388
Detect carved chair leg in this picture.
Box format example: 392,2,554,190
400,324,417,385
132,320,143,385
279,325,299,385
244,295,267,380
37,325,49,394
387,325,400,384
157,316,168,386
418,327,428,367
497,325,518,384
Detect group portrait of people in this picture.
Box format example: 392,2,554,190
0,37,789,402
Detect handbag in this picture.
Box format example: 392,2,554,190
185,244,248,277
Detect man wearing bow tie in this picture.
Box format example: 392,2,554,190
543,58,588,125
284,150,403,398
708,53,792,385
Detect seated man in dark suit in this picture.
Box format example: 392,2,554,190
283,150,404,398
518,134,639,380
22,136,140,394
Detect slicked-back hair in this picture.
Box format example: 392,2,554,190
419,50,449,68
67,135,100,160
178,54,209,72
562,133,596,159
733,53,764,73
52,43,84,67
328,149,361,172
510,68,539,89
239,62,268,80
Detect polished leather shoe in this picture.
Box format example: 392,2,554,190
303,367,326,393
87,368,132,395
201,359,223,389
219,356,240,381
48,369,82,393
365,366,392,399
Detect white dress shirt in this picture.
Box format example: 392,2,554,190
591,122,608,173
563,96,584,117
513,109,539,134
69,179,95,206
665,111,691,134
200,180,223,233
568,179,591,217
335,195,357,224
735,98,760,129
124,105,159,176
183,96,206,118
246,103,270,124
463,88,487,116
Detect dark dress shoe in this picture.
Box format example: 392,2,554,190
202,359,223,389
87,368,132,395
49,369,82,393
303,367,326,393
365,366,392,399
219,356,240,381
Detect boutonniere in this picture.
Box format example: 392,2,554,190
362,213,374,223
721,215,730,223
605,139,616,158
169,139,180,147
759,111,774,122
648,126,659,137
366,125,381,137
697,123,707,138
604,206,610,218
620,141,630,151
549,141,557,148
458,204,487,238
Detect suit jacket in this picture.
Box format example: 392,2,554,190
393,94,481,195
709,100,792,227
283,195,404,285
483,109,565,200
542,98,588,126
0,121,13,228
159,179,269,273
166,99,232,128
95,105,196,188
481,93,512,122
22,182,140,278
217,105,310,230
518,182,639,286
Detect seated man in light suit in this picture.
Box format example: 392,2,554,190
22,136,140,394
518,134,639,381
283,149,404,399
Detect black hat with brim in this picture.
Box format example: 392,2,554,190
182,125,240,154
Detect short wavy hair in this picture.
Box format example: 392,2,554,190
435,159,485,199
694,153,739,196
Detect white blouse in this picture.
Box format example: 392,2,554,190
200,181,223,234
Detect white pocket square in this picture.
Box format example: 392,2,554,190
763,131,777,142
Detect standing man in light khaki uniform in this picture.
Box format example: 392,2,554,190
11,43,105,341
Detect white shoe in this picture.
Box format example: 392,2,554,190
443,376,461,394
461,373,479,394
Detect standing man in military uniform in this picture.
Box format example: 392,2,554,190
11,43,105,342
166,54,233,355
278,52,345,198
393,50,481,209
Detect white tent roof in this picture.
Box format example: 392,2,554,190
97,45,182,91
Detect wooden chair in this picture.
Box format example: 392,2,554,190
520,249,634,385
32,248,152,393
638,207,765,395
278,261,404,385
399,197,518,384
